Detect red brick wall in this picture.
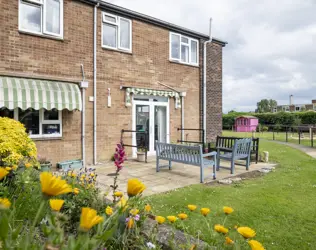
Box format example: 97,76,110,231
0,0,93,165
0,0,223,164
206,42,223,141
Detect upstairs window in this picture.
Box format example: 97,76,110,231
102,13,132,52
19,0,63,38
170,32,199,66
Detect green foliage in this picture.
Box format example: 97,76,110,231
256,99,277,113
0,117,38,167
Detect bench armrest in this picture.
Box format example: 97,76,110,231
202,151,217,158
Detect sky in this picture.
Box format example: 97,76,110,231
105,0,316,113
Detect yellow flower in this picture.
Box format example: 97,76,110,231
0,198,11,209
214,224,229,234
79,207,104,231
234,225,238,229
223,206,234,215
145,204,151,212
68,172,77,178
127,179,146,197
105,206,113,216
167,216,177,223
129,208,139,216
49,199,65,212
90,173,95,177
0,168,9,180
5,167,12,171
178,213,188,220
114,191,123,197
189,245,196,250
188,205,197,211
248,240,265,250
200,208,210,216
40,172,73,196
25,163,32,168
116,197,128,211
225,237,234,245
73,188,79,195
237,227,256,238
127,218,134,229
12,165,18,171
155,216,165,224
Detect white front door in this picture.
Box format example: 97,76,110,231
132,96,169,156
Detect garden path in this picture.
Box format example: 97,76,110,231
265,140,316,158
93,158,276,198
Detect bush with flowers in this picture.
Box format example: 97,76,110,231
0,117,38,168
0,140,266,250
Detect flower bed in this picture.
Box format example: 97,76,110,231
0,124,266,249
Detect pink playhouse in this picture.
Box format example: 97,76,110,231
235,116,259,132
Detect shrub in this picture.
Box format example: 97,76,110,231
223,111,316,129
0,117,38,167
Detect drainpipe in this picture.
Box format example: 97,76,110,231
93,2,99,165
80,64,88,168
203,18,212,143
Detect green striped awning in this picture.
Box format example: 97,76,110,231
0,76,82,111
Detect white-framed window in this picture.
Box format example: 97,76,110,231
295,106,301,111
0,107,62,138
102,12,132,52
19,0,63,38
169,32,199,66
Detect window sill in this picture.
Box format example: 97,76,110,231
101,46,132,55
19,30,64,41
32,136,63,141
169,60,199,68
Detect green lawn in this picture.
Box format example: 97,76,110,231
145,141,316,250
222,130,316,148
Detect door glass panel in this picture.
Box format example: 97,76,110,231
136,105,149,150
154,106,167,150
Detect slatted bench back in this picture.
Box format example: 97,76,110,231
234,138,252,156
156,142,203,166
216,136,235,149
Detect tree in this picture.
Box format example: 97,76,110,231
256,99,278,113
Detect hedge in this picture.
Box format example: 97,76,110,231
223,111,316,129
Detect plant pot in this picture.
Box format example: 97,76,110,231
39,163,52,172
136,152,146,162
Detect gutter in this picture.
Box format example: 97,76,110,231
203,18,213,144
93,1,99,165
75,0,227,46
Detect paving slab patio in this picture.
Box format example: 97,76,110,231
94,157,276,198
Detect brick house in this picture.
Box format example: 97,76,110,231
276,98,316,112
0,0,226,166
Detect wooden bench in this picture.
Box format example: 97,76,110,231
217,138,252,174
156,141,217,183
209,136,259,163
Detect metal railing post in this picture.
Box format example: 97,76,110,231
299,128,301,144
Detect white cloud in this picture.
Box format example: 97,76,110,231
105,0,316,112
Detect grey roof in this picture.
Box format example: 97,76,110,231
235,115,258,119
76,0,227,46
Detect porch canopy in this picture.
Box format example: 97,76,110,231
124,87,181,108
0,76,82,111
